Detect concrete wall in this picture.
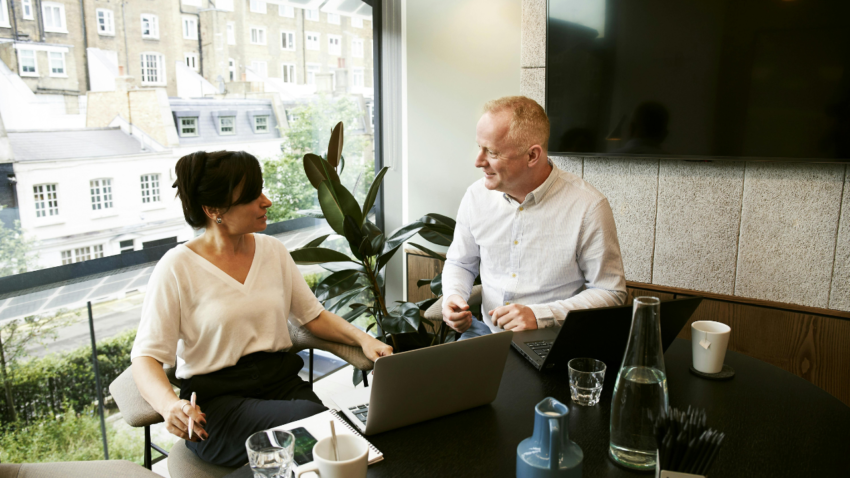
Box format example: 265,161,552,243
521,0,849,312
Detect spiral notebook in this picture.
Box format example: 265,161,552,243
223,410,383,478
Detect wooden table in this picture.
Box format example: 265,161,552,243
365,339,850,477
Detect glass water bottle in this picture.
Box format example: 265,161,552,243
609,296,669,470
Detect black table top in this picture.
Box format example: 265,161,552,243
365,339,850,477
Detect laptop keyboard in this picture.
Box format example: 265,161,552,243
348,403,369,425
525,341,554,359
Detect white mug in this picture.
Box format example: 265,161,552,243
691,320,731,374
295,434,368,478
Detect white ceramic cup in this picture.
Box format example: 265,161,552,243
294,434,368,478
691,320,731,374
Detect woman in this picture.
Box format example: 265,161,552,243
130,151,392,467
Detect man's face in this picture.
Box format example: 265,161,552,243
475,110,528,194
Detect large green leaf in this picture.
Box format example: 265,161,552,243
361,167,389,225
303,234,331,249
417,278,432,289
416,297,439,311
318,180,362,236
343,215,365,260
398,302,422,330
423,213,456,229
429,272,443,296
290,247,354,265
327,122,344,169
419,225,454,247
327,286,371,314
376,220,426,271
315,270,365,301
341,304,370,322
381,315,418,335
303,154,328,189
408,242,446,262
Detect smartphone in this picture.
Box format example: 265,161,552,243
290,427,318,466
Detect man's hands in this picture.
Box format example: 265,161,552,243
361,335,393,362
489,303,538,331
163,398,207,442
442,295,473,333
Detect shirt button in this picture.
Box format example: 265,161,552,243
519,207,524,211
514,240,518,245
505,301,510,305
512,273,516,277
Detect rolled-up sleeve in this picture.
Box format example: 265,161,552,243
281,243,324,326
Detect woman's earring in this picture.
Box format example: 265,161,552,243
216,217,222,224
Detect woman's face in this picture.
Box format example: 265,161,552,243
214,181,273,235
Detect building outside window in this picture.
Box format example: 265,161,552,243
328,35,341,56
90,179,113,211
141,14,159,39
179,117,199,137
49,52,66,76
119,240,135,253
279,5,294,17
140,53,165,85
22,0,34,20
19,49,37,76
141,174,161,203
250,60,268,77
250,0,266,14
61,246,104,265
352,68,364,88
281,31,295,51
227,22,236,45
253,116,269,133
306,32,320,51
351,16,363,28
306,63,320,85
305,9,319,21
0,0,7,27
282,63,295,84
352,37,364,58
367,103,374,129
96,9,114,35
42,2,67,33
327,13,340,25
33,184,59,218
216,0,234,11
250,27,266,45
183,16,198,40
229,58,236,81
218,116,236,135
184,52,198,71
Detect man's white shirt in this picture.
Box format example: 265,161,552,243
442,163,627,331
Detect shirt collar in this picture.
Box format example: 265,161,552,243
501,160,558,206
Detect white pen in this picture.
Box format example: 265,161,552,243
188,392,196,439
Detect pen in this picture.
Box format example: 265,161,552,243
188,392,196,439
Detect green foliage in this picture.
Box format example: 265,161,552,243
0,211,38,278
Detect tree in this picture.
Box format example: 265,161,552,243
0,311,76,422
262,95,374,223
0,210,38,278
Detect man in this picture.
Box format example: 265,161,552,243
441,96,627,338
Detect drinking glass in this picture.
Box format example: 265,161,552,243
246,430,295,478
568,358,606,406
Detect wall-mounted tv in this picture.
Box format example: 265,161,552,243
546,0,850,161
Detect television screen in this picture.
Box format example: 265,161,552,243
546,0,850,160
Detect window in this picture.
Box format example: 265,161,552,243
33,184,59,218
96,9,114,35
249,0,266,14
90,179,113,211
218,116,236,135
49,52,66,76
60,250,72,265
140,174,161,203
281,31,295,51
61,246,103,264
306,32,320,51
282,63,295,84
328,35,341,56
119,240,135,253
227,22,235,45
216,0,234,11
306,63,320,85
253,116,269,133
182,16,198,40
351,16,363,28
367,103,374,129
19,50,37,76
22,0,34,20
352,37,364,58
279,5,294,17
250,27,266,45
42,2,67,33
229,58,235,81
327,13,340,25
352,67,364,88
0,0,7,28
184,52,198,71
250,60,267,77
179,117,199,137
141,14,159,39
305,9,319,22
140,53,165,85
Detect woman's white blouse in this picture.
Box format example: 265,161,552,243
130,234,324,379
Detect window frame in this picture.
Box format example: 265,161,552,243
249,0,266,14
140,174,162,204
279,5,294,17
178,117,199,137
228,58,236,81
141,14,160,39
305,9,319,21
139,52,166,85
253,115,270,133
227,22,236,45
48,51,66,77
250,60,268,78
33,183,59,219
352,37,364,58
184,52,199,71
89,178,114,212
305,31,320,51
351,16,363,28
281,63,296,84
22,0,34,21
250,26,267,45
328,34,341,56
306,62,320,85
217,116,236,136
96,9,115,36
281,30,295,51
352,67,365,88
41,2,67,33
327,13,340,25
182,16,198,40
18,49,38,77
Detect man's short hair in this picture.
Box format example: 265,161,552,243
482,96,550,152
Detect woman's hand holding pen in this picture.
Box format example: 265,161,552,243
164,398,208,442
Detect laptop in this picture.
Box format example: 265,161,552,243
512,297,703,371
331,330,514,435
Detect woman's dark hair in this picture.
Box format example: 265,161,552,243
173,150,263,228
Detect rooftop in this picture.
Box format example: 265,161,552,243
7,128,147,161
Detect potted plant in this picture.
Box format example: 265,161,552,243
289,122,459,377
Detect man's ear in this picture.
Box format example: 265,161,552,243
526,144,545,168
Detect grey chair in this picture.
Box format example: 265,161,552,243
0,460,159,478
109,322,375,478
